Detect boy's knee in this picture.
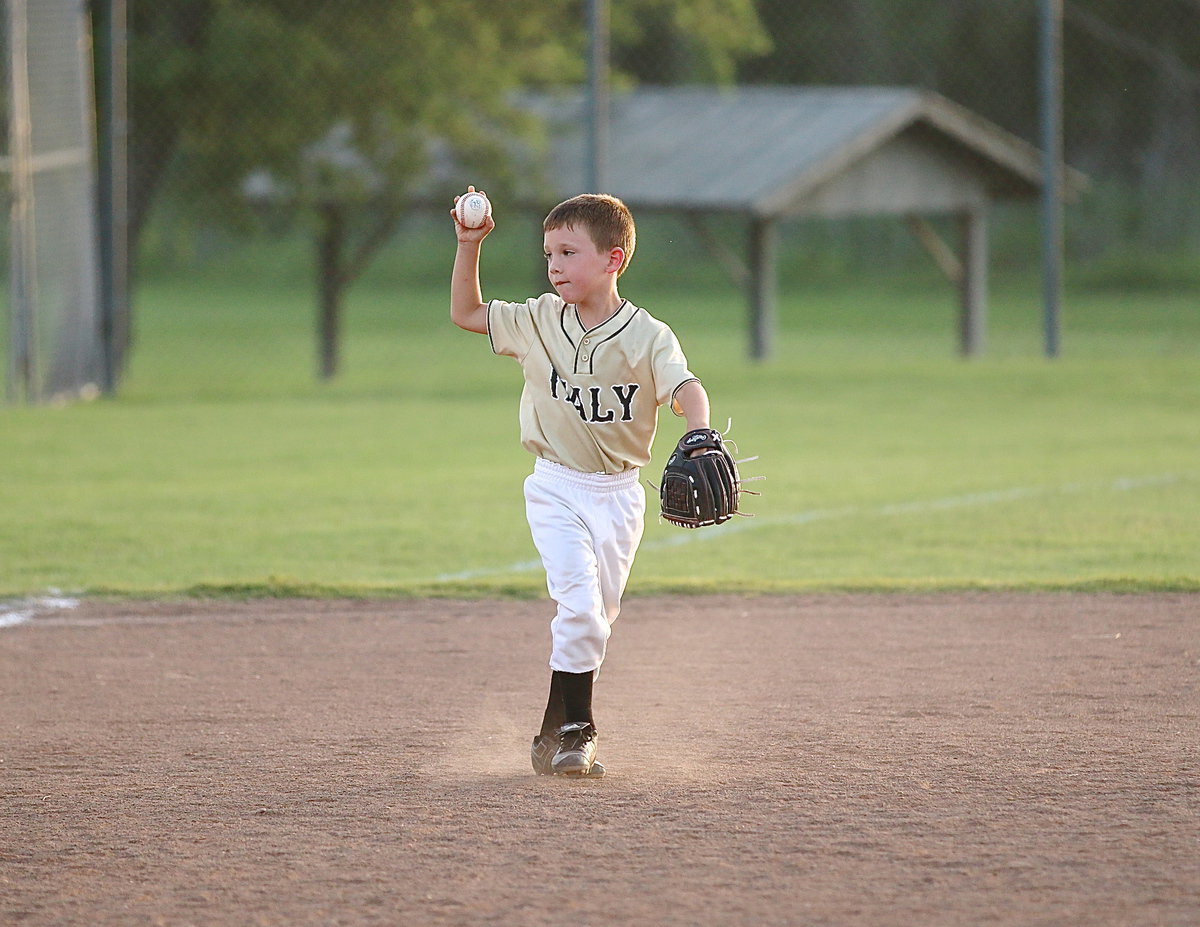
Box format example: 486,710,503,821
550,601,610,672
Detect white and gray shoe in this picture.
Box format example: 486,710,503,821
532,727,605,778
551,721,599,777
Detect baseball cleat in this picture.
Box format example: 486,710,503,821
532,732,605,778
551,721,599,777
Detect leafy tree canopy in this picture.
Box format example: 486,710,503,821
131,0,770,238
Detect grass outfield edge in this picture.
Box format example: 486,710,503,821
34,575,1200,602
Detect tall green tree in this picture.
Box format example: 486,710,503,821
127,0,768,380
131,0,574,378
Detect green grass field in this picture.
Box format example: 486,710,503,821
2,228,1198,598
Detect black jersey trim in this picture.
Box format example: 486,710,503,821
559,305,577,349
486,300,499,355
669,377,701,415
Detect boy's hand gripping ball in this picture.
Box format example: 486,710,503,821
455,191,492,229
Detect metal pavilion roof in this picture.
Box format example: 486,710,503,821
525,86,1085,217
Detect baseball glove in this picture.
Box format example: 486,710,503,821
659,428,742,528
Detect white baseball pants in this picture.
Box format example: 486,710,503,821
524,458,646,674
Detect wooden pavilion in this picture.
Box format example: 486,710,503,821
523,86,1088,358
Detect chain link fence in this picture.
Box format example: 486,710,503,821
5,1,1198,393
623,0,1199,259
125,0,1197,265
732,0,1199,257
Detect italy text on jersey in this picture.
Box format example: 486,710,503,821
549,367,639,423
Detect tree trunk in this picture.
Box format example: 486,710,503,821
316,202,345,381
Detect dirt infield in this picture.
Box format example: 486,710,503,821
2,593,1197,926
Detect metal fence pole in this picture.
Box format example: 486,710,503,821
585,0,609,192
93,0,130,395
6,0,37,402
1039,0,1064,359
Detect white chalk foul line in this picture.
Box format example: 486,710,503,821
0,594,80,630
431,472,1185,582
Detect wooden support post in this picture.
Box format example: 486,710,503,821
684,213,749,288
747,218,778,361
959,207,988,357
904,215,963,287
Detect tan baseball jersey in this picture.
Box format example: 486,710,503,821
487,293,698,474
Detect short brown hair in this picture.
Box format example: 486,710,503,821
543,194,637,276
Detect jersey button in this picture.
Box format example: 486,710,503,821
581,354,590,361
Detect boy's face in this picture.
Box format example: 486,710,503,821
543,224,622,305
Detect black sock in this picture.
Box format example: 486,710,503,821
556,670,594,728
539,672,566,737
540,670,596,735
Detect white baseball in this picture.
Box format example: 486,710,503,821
455,191,492,229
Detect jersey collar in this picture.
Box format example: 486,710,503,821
562,299,633,346
561,299,639,376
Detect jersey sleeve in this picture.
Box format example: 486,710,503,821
650,324,699,415
486,297,539,359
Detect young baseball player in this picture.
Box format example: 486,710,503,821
449,187,712,778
